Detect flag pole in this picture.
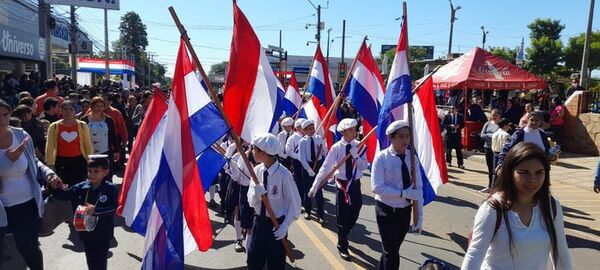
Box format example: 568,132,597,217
401,1,420,231
168,6,295,263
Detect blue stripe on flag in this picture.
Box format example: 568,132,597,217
189,102,229,156
377,74,412,149
347,77,380,126
308,77,327,106
419,162,437,205
197,147,227,190
282,98,299,117
269,87,285,133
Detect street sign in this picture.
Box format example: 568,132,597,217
78,40,92,54
46,0,120,10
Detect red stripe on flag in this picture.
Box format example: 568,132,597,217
223,3,261,137
173,40,212,251
117,89,168,216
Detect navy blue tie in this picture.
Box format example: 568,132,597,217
260,170,269,218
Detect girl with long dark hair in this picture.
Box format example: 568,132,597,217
462,142,572,269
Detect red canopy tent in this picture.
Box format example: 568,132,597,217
420,47,547,150
420,47,547,90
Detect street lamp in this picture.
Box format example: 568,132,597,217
480,26,489,50
448,0,461,57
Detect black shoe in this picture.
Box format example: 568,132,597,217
447,162,452,167
458,165,465,169
303,213,311,220
337,245,351,261
234,239,245,252
208,199,217,208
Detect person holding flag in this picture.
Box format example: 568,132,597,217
277,117,294,169
286,118,307,202
371,120,424,270
298,119,327,222
308,118,368,261
247,133,301,270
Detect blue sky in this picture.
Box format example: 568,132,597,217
56,0,598,77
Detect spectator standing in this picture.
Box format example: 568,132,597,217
442,106,465,168
490,119,511,189
12,105,46,160
39,97,61,124
34,79,64,116
549,98,565,145
479,109,501,192
518,103,533,128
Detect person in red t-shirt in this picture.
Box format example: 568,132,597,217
34,79,64,116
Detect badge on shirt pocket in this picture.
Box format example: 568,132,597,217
270,185,281,199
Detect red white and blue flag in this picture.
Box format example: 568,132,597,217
224,3,284,142
377,15,447,204
283,73,303,117
304,45,338,147
118,40,229,269
345,41,385,162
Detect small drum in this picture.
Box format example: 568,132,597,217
73,205,98,232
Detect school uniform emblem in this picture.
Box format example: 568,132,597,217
99,195,108,203
270,185,280,198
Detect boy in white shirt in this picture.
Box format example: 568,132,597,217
298,120,327,222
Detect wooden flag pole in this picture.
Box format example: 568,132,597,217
168,6,295,263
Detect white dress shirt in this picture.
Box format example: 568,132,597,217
491,129,510,153
277,130,292,159
371,146,424,227
462,195,572,270
310,138,368,193
285,132,303,160
298,134,328,173
248,161,302,224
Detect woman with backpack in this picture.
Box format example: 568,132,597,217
462,142,572,270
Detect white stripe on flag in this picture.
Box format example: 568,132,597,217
184,72,212,117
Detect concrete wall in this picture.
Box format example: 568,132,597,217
562,91,600,156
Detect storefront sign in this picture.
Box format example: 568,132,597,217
46,0,120,11
0,25,46,62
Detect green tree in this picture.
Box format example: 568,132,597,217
209,61,229,75
563,31,600,74
113,12,149,85
489,46,519,65
377,46,427,79
525,18,565,77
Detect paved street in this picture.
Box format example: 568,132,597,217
2,152,599,269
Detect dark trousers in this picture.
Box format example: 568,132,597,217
83,239,109,270
484,147,495,188
492,152,500,188
303,170,324,218
336,180,362,250
0,199,44,270
55,155,88,187
445,134,463,166
247,216,286,270
375,201,411,270
292,160,304,205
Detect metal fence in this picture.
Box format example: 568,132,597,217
587,91,600,113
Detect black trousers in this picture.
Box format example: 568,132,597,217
484,147,495,188
303,169,324,218
445,134,463,165
336,180,362,250
55,155,88,187
247,216,286,270
83,239,109,270
375,201,411,270
292,160,304,204
492,152,500,188
0,199,44,270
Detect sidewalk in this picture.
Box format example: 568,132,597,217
461,150,598,192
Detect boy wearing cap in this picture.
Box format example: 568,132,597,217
308,118,368,260
298,119,328,222
51,155,118,270
247,133,301,270
277,117,294,170
285,118,306,203
371,120,424,270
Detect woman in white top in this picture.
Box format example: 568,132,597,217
462,142,572,270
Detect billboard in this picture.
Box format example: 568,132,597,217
46,0,120,10
0,25,46,62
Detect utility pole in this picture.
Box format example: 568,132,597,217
39,0,52,79
580,0,595,89
316,5,321,43
447,0,461,58
147,52,154,87
480,26,489,50
70,5,78,86
279,30,284,83
339,19,346,85
326,28,332,64
104,8,110,82
341,20,346,63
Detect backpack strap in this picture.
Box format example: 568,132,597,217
488,198,503,236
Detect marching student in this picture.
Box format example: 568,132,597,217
247,133,301,270
371,120,424,270
285,118,306,202
277,117,294,169
298,119,327,222
51,155,118,270
308,118,368,260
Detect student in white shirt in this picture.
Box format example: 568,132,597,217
489,118,511,191
298,119,327,222
371,120,424,270
277,117,294,169
462,142,572,270
285,118,306,203
308,118,369,260
247,133,301,270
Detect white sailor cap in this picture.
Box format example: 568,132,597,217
336,118,357,132
281,117,294,127
251,133,281,156
301,119,315,129
294,118,306,128
385,120,409,135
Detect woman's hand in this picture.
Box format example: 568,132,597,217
5,136,28,162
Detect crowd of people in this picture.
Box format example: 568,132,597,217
0,74,583,270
